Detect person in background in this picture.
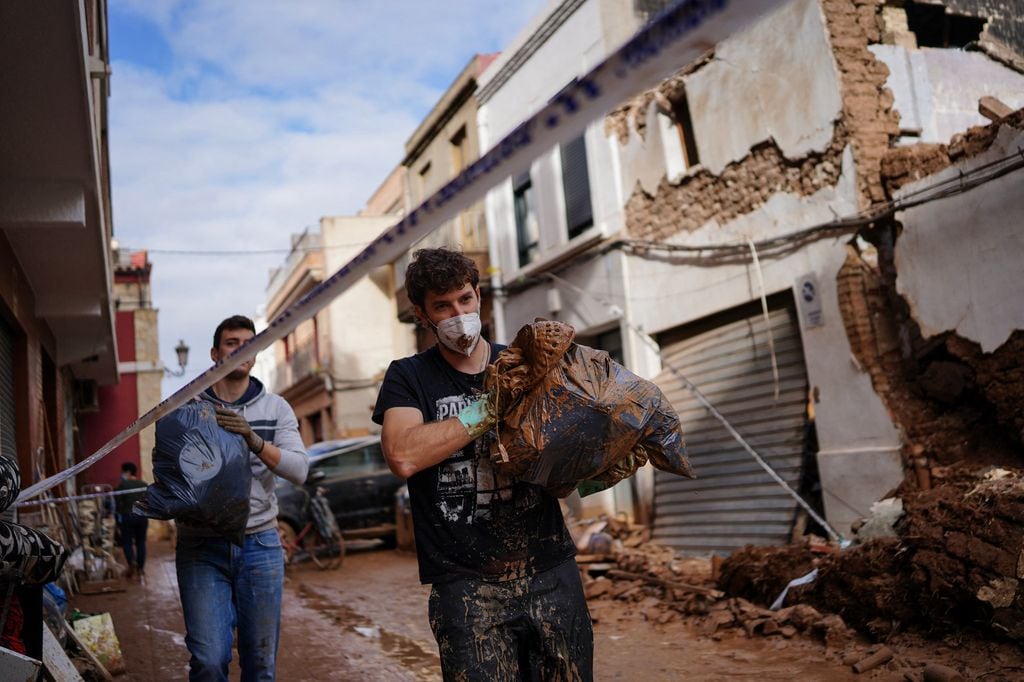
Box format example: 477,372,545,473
115,461,149,579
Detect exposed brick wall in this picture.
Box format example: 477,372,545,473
881,108,1024,195
624,130,850,240
819,0,900,206
618,0,904,241
836,111,1024,483
835,247,1023,483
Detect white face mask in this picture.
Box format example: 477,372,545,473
431,312,482,357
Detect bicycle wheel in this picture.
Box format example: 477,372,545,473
305,526,345,570
278,523,299,566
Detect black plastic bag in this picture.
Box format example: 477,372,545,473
135,401,251,545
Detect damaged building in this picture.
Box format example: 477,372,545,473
478,0,1024,551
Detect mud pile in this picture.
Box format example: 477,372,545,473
579,519,858,647
716,466,1024,642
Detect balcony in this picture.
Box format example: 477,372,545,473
275,341,323,393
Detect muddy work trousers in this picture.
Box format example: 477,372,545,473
429,559,593,681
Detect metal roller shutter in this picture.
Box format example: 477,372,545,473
0,316,15,464
652,303,810,554
1,317,16,523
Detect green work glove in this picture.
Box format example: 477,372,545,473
577,479,610,498
457,395,494,440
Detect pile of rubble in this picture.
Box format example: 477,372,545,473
576,518,857,649
714,466,1024,645
577,468,1024,676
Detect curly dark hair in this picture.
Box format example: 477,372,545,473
213,314,256,349
405,248,480,308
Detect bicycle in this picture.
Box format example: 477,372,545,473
278,486,345,570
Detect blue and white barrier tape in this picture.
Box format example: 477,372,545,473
17,0,788,502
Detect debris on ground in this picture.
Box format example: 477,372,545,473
716,465,1024,644
576,470,1024,678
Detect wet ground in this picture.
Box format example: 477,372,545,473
72,538,905,680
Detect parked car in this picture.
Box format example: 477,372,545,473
276,436,402,545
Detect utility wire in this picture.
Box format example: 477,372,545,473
124,146,1022,259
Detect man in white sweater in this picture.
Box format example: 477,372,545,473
175,315,308,682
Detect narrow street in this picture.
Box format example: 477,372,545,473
72,539,877,681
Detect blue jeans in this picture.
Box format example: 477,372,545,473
175,529,284,682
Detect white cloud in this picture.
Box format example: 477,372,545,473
108,0,547,397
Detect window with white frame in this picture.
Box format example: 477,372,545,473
671,89,699,168
513,172,540,267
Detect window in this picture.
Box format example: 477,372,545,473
450,126,468,175
672,90,700,168
513,172,540,267
905,2,985,48
313,444,385,479
560,135,594,240
450,126,470,238
417,162,432,204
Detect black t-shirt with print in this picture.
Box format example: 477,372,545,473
372,343,576,585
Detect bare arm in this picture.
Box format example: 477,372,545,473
380,407,474,480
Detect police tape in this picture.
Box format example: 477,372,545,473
17,0,788,502
15,487,143,508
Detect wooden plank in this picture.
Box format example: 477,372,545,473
41,623,84,682
0,645,42,682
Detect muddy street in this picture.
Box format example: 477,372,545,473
71,538,891,681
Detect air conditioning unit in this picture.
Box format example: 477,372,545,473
74,380,100,412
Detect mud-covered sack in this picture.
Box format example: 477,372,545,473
135,401,251,545
488,325,693,497
0,521,67,585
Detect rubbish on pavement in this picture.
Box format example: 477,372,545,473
853,497,903,541
851,646,893,674
71,613,123,676
769,568,819,611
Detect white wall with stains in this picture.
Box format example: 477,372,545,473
894,126,1024,353
872,44,1024,145
683,0,843,175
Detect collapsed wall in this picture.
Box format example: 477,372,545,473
837,110,1024,485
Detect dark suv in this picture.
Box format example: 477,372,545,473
276,436,402,544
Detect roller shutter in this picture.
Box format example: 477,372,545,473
0,317,15,464
652,302,810,554
0,317,16,523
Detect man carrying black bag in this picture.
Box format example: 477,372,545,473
176,315,308,682
373,248,593,681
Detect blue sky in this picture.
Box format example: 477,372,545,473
107,0,548,397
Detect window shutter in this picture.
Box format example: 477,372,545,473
560,136,593,238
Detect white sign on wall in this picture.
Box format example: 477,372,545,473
795,273,824,329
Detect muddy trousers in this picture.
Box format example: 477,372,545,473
175,529,284,682
429,560,593,682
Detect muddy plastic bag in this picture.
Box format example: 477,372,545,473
135,401,251,545
486,321,694,497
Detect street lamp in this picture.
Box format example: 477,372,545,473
165,339,190,377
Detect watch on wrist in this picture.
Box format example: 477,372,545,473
252,434,265,455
